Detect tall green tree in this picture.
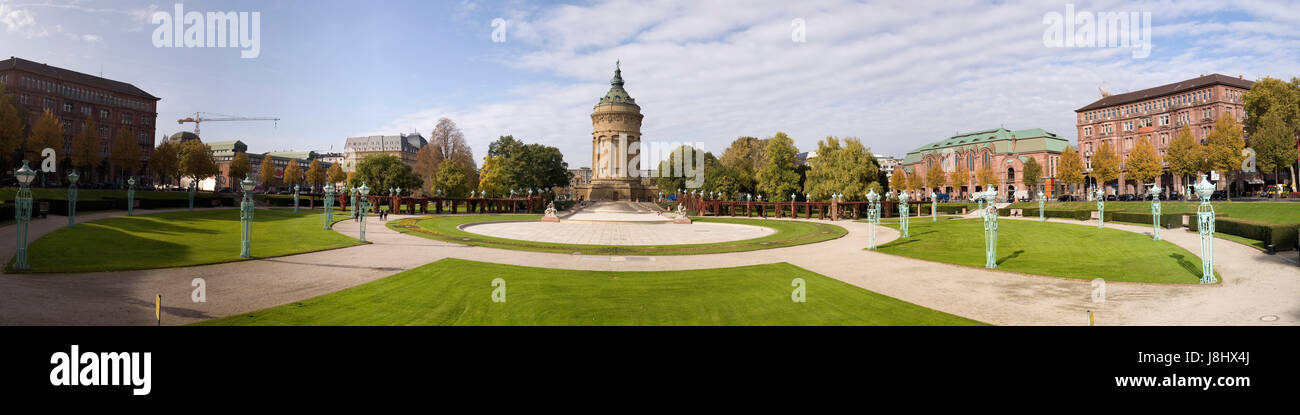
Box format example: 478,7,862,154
803,136,879,200
1242,77,1300,137
477,155,508,197
1253,112,1299,186
0,84,24,169
415,118,478,193
656,145,705,194
350,153,423,194
178,139,218,187
433,160,469,198
718,136,766,195
755,133,800,201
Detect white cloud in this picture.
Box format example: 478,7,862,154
378,0,1300,167
1,4,38,34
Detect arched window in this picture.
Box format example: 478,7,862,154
982,152,991,167
967,153,974,170
1006,167,1015,183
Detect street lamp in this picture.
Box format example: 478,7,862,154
358,182,371,243
981,188,999,269
1037,190,1045,222
323,182,336,230
239,174,255,258
350,186,359,219
1095,186,1106,228
13,160,36,270
929,191,937,222
187,180,196,212
67,170,79,227
1148,184,1162,241
293,184,301,214
127,177,136,216
866,189,880,250
1194,175,1217,284
897,191,910,238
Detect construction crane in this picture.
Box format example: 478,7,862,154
177,112,280,136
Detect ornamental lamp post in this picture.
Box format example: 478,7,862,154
127,177,136,216
866,189,880,250
13,161,37,270
67,170,79,227
1096,186,1106,228
897,191,910,238
1194,175,1217,284
929,191,937,222
293,184,301,213
187,180,196,212
350,186,359,219
1037,190,1045,222
358,183,371,242
323,182,336,230
239,175,256,258
1148,184,1162,241
981,189,999,269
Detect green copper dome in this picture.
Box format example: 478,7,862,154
596,61,638,108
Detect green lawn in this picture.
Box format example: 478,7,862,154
197,258,983,326
388,214,847,255
12,208,361,273
876,218,1216,284
0,187,206,201
1009,201,1300,225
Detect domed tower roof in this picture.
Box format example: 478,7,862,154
167,131,201,144
596,60,639,109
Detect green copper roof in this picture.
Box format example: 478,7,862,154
900,127,1068,164
596,61,639,108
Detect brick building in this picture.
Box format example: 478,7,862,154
899,127,1071,201
0,57,160,182
1075,74,1253,196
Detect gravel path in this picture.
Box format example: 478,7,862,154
1,209,1296,326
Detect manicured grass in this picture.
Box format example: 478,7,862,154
196,258,983,326
12,208,361,273
388,214,847,255
876,218,1216,284
1009,201,1300,225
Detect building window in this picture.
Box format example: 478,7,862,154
100,109,110,118
63,103,73,113
982,152,990,167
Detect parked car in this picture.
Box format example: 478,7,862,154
1117,194,1136,202
1211,190,1227,200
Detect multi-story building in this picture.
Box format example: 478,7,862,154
875,155,899,178
1,57,160,180
342,132,427,172
899,127,1071,200
1075,74,1253,195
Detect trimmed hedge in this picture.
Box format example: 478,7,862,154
1108,211,1182,229
1189,216,1299,251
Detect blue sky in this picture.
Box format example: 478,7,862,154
2,0,1298,168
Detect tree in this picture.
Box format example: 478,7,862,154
1126,135,1163,188
719,136,766,195
924,161,946,193
150,140,180,187
305,159,326,191
283,158,303,188
228,152,251,187
25,109,63,169
178,139,218,187
350,153,423,193
433,160,469,197
755,132,800,201
477,155,508,197
1022,157,1043,193
108,126,140,182
655,145,699,194
72,119,106,180
259,154,277,188
889,169,909,194
1166,126,1207,189
1253,112,1299,186
0,84,24,169
416,118,478,193
976,165,997,190
1204,115,1245,200
1243,77,1300,137
803,136,879,200
951,160,971,195
1056,146,1085,195
1090,140,1120,192
326,162,346,185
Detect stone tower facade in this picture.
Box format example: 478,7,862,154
575,62,657,201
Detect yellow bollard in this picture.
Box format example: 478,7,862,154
155,295,161,326
1088,310,1094,326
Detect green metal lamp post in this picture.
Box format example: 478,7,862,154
1037,190,1045,222
239,175,255,258
897,191,910,238
350,187,359,219
323,182,336,229
981,189,999,269
67,170,79,227
127,177,136,216
929,191,937,222
187,180,196,212
866,189,880,250
1194,175,1217,284
357,183,371,242
13,160,36,270
293,184,300,213
1148,184,1162,241
1095,186,1105,228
